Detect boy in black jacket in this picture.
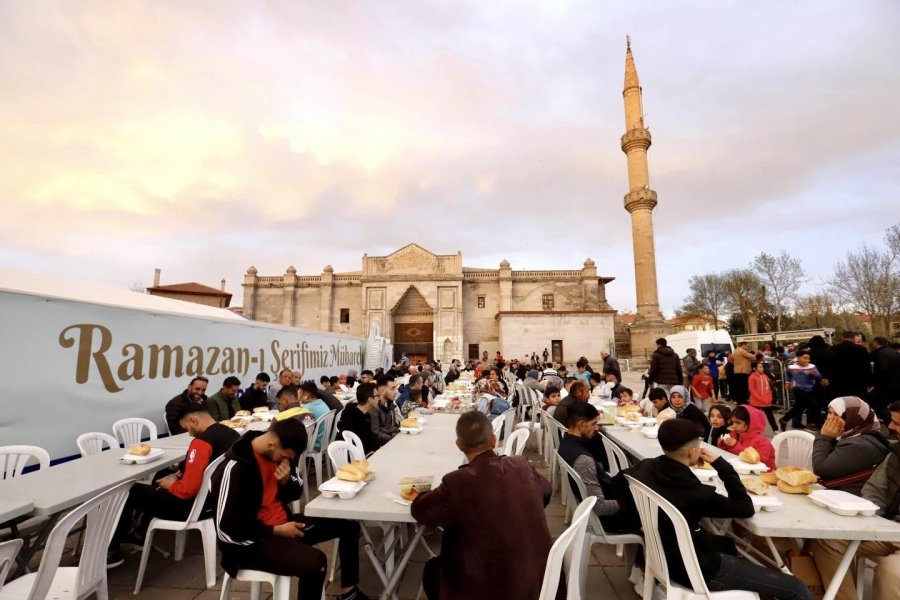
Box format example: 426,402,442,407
211,418,368,600
626,419,811,600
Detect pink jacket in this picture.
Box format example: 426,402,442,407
718,405,776,470
748,372,773,408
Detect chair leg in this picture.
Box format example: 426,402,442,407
219,573,232,600
133,528,156,595
174,530,186,561
329,540,339,583
250,581,262,600
313,454,323,495
273,577,292,600
642,572,655,600
200,524,218,588
301,461,310,504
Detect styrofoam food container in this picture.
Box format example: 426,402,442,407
808,490,879,516
640,426,659,439
730,460,770,475
319,477,367,499
121,448,165,464
690,467,717,481
400,426,423,435
751,495,782,512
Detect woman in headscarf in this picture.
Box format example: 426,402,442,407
668,385,711,440
812,396,890,495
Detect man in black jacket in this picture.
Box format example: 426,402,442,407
626,420,811,599
648,338,683,394
829,330,872,400
165,377,208,435
337,382,382,454
871,336,900,421
239,372,271,412
210,418,367,600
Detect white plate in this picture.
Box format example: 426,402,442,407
319,477,367,499
640,426,659,439
400,426,423,435
808,490,879,517
690,467,718,481
751,495,782,512
728,459,770,474
120,448,165,464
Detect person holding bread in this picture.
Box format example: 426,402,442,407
811,396,889,495
626,419,812,600
717,405,776,470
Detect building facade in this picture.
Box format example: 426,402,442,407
242,244,616,365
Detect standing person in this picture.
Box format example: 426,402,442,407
649,338,683,394
691,363,717,413
703,350,720,398
780,350,823,431
210,418,368,600
108,404,239,567
601,350,622,383
412,411,552,600
807,335,835,423
206,376,242,422
337,382,382,455
627,420,812,600
830,330,872,400
870,336,900,422
731,341,756,405
165,377,209,435
749,361,778,433
669,385,711,440
240,373,271,412
683,348,701,387
542,347,550,363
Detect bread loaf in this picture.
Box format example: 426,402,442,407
741,476,770,496
252,406,270,414
128,443,151,456
401,418,420,428
656,408,676,424
618,404,641,417
738,447,761,464
337,460,369,482
234,410,251,417
775,466,818,487
777,479,812,495
759,471,779,485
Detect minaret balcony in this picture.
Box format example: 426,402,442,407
620,128,652,153
624,188,658,212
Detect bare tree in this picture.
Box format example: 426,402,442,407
752,251,805,331
129,281,147,294
676,273,729,326
722,268,767,334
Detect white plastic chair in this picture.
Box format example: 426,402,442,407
76,432,119,456
220,569,291,600
133,455,226,594
327,441,365,470
112,418,158,447
599,433,631,477
0,445,50,480
771,430,815,470
0,539,23,592
514,390,544,457
0,480,133,600
301,410,336,499
537,496,596,600
324,408,344,478
341,430,366,455
558,454,643,598
503,429,531,456
625,475,759,600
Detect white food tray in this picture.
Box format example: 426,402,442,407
751,495,782,512
400,426,423,435
640,426,659,439
120,448,165,464
615,416,655,426
725,458,770,474
808,490,878,517
319,477,367,499
690,467,718,481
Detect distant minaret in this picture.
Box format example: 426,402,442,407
620,37,670,356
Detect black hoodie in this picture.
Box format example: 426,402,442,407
649,345,683,385
625,455,753,587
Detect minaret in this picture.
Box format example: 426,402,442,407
620,37,671,357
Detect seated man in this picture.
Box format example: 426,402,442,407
337,382,381,455
411,411,552,599
273,385,315,427
165,376,209,435
108,404,239,567
317,376,344,412
206,376,242,422
554,380,590,427
560,401,631,533
240,372,271,412
211,418,367,600
371,374,401,446
811,400,900,600
627,419,811,600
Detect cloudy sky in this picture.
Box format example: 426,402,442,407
2,0,898,314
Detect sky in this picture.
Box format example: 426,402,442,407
1,0,899,315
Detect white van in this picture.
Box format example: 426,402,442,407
665,329,734,360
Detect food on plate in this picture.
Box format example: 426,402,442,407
777,479,813,495
399,476,433,501
234,410,251,417
252,406,270,414
220,418,243,428
626,411,641,421
128,443,151,456
696,461,716,471
759,471,780,485
741,476,770,495
656,408,676,424
738,447,761,465
775,467,818,487
618,404,641,417
408,409,421,419
337,460,370,482
401,418,420,428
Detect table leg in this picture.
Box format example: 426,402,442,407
822,540,860,600
380,526,426,600
763,536,790,573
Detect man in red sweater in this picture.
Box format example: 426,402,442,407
108,404,239,567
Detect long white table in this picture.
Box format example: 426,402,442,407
305,413,464,599
0,500,34,524
602,425,900,600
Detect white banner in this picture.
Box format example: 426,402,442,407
0,290,364,461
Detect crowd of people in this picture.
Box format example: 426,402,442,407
115,331,900,600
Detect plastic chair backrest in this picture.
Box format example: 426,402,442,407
327,441,364,471
598,433,630,477
0,539,23,591
76,432,120,456
24,480,133,600
556,453,609,538
328,408,344,446
305,416,323,454
112,418,158,447
537,496,596,600
625,475,710,596
341,430,365,454
491,413,505,439
0,445,50,480
504,429,531,456
184,454,227,523
772,430,815,470
313,410,336,451
162,409,170,436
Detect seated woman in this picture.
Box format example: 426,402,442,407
669,385,711,440
473,368,509,417
812,396,890,495
718,405,776,470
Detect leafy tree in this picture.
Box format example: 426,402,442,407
722,268,767,334
676,273,729,326
752,251,805,331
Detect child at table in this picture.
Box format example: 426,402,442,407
717,405,776,470
614,387,635,406
706,405,732,447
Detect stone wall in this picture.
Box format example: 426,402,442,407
498,312,616,365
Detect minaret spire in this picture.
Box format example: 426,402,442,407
619,38,670,356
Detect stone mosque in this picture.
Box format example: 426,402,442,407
242,41,668,364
